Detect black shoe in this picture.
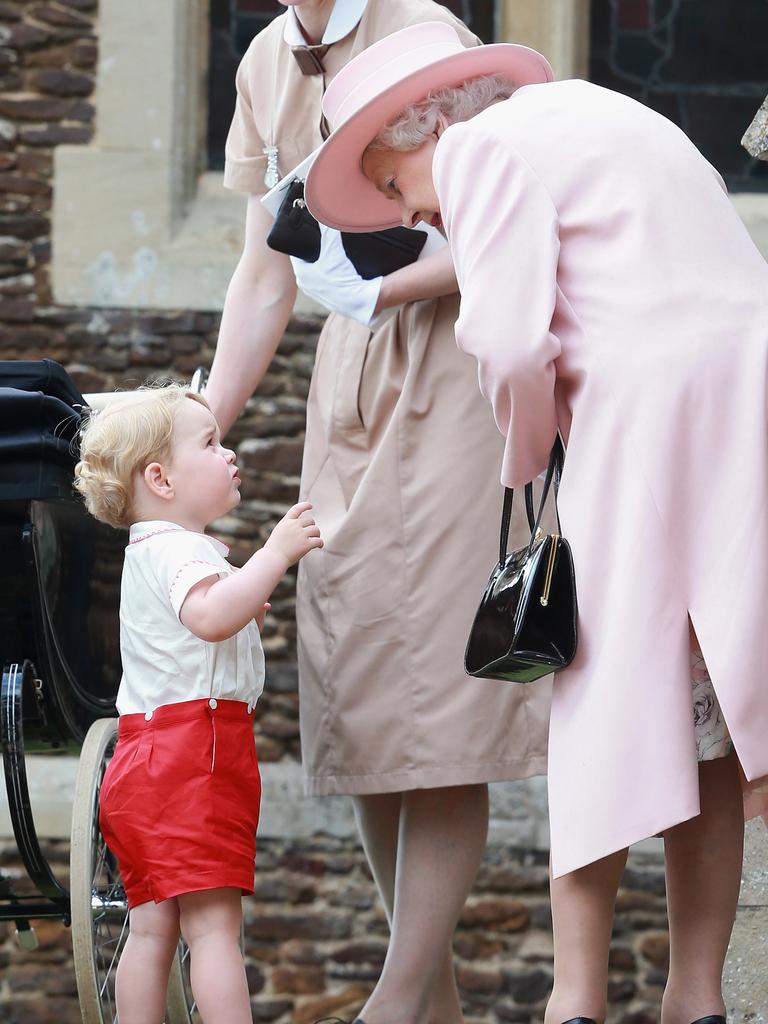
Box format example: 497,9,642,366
562,1019,598,1024
690,1018,726,1024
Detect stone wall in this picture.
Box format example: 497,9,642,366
0,836,668,1024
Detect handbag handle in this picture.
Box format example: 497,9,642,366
498,436,564,567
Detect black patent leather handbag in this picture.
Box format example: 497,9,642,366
464,437,577,683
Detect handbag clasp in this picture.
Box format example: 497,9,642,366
540,535,560,607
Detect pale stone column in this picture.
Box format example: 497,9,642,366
743,96,768,160
498,0,591,80
724,819,768,1024
50,0,325,312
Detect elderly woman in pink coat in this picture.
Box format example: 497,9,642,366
304,21,768,1024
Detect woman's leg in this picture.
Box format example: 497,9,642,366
353,791,466,1024
661,751,744,1024
115,897,180,1024
544,847,629,1024
355,783,489,1024
177,887,251,1024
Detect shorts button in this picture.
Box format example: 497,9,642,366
144,711,153,721
208,698,217,709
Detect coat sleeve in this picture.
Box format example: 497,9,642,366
433,121,561,488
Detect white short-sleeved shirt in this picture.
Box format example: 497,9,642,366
116,521,266,716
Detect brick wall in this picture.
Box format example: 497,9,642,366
0,838,668,1024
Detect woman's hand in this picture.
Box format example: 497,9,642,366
265,501,324,568
291,225,383,326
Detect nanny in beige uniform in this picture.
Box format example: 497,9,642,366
205,1,551,1018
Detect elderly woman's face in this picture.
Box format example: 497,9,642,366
362,140,442,230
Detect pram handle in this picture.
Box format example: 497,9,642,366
82,368,208,411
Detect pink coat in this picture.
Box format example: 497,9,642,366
433,79,768,877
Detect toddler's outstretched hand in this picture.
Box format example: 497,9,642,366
255,603,271,632
265,502,323,568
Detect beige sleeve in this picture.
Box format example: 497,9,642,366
223,45,270,195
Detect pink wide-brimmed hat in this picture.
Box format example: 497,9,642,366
304,21,553,232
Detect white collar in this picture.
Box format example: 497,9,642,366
129,521,230,558
283,0,368,47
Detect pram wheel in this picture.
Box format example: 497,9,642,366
70,717,198,1023
70,717,125,1023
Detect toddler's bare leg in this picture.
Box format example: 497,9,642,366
115,897,180,1024
177,887,250,1024
661,751,743,1024
544,847,628,1024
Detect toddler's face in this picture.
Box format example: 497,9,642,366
166,400,241,525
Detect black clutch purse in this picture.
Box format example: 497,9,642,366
340,227,427,279
267,179,427,277
464,437,577,683
267,179,322,262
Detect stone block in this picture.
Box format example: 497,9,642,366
503,966,553,1003
460,896,530,931
240,438,305,476
638,931,669,969
271,965,325,994
0,238,26,264
0,172,51,196
456,964,504,995
29,3,93,28
0,22,51,49
329,939,387,967
292,986,370,1024
19,123,91,146
28,68,93,95
250,998,293,1022
0,212,47,238
0,94,74,120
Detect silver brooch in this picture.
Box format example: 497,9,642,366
263,145,279,188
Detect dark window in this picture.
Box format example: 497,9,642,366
590,0,768,192
207,1,497,170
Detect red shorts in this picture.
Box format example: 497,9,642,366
100,698,261,908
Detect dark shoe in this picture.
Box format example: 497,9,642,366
690,1018,726,1024
562,1019,598,1024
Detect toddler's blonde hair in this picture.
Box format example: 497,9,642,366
74,384,209,529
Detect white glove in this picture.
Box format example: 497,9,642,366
290,224,384,327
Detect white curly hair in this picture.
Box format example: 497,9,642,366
366,74,517,153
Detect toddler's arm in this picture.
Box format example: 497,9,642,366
179,502,322,642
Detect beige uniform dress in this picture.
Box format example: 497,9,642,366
224,0,551,796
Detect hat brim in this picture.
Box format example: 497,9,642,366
305,43,553,233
